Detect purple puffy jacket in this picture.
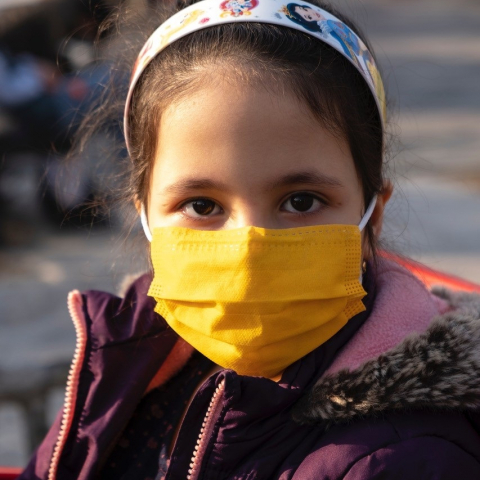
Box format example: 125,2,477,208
20,259,480,479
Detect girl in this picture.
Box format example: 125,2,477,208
20,0,480,478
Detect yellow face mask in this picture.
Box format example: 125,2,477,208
146,201,374,378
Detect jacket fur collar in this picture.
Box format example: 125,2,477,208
292,287,480,426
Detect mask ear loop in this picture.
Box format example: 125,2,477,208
140,204,153,242
357,195,377,283
358,195,377,232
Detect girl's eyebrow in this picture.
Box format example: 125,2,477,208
267,171,344,190
161,171,343,195
162,178,230,195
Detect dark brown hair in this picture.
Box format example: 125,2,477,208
80,0,388,249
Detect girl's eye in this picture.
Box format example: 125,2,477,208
282,193,323,214
182,198,222,217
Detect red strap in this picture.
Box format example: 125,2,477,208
0,467,22,480
380,251,480,293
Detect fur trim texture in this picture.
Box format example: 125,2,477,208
292,289,480,426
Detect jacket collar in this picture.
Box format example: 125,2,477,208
292,284,480,426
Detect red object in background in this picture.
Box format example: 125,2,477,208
0,253,479,479
0,467,22,480
380,251,480,293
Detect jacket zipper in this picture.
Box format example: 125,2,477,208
48,291,88,480
187,379,225,480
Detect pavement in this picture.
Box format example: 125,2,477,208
1,0,480,467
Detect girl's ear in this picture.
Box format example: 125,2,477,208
134,197,142,215
370,179,393,238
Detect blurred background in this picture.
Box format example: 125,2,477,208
0,0,479,468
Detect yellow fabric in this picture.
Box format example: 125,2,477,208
148,225,367,378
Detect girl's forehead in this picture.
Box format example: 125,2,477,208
152,81,360,191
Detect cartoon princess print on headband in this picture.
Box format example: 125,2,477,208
329,21,385,114
282,3,381,102
220,0,258,17
282,4,352,59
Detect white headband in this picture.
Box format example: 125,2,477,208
124,0,386,154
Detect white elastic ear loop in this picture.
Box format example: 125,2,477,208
358,195,377,232
358,195,377,283
140,204,153,242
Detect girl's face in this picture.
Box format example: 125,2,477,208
147,75,387,252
